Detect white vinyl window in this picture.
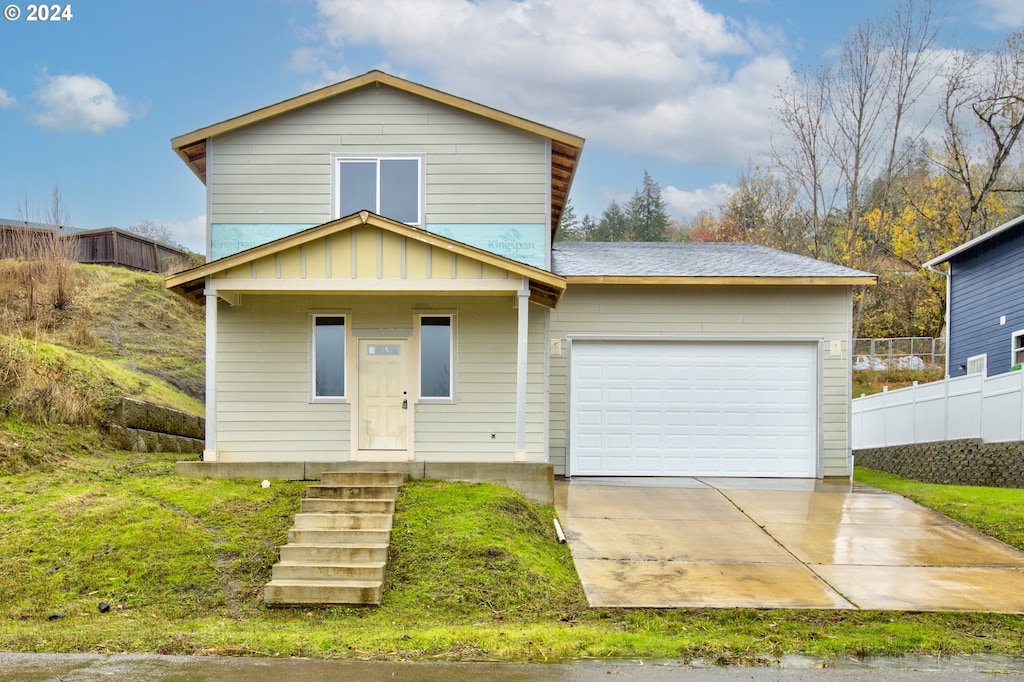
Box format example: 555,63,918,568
311,314,347,401
333,156,422,226
417,314,455,401
1013,330,1024,368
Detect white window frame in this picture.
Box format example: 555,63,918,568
966,353,988,376
1011,330,1024,369
310,312,349,403
415,312,456,403
331,154,424,226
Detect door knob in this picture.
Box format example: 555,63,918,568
402,399,408,409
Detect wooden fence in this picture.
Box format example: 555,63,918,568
0,226,193,273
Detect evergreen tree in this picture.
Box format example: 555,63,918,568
556,198,582,241
579,214,597,240
593,199,629,241
626,171,669,241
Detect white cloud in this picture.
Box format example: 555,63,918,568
976,0,1024,30
663,182,734,219
299,0,786,167
155,215,206,253
0,89,15,108
31,74,141,134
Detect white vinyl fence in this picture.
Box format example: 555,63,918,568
852,370,1024,449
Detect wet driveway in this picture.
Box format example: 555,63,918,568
554,477,1024,611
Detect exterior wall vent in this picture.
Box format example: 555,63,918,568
966,353,988,376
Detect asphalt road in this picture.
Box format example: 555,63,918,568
1,653,1022,681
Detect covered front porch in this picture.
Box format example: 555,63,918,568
166,212,565,475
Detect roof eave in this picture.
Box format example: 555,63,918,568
923,213,1024,268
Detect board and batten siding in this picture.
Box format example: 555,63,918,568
214,293,546,462
947,230,1024,377
547,285,854,477
209,84,549,230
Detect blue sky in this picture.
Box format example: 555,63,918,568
0,0,1021,253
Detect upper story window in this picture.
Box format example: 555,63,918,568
333,155,423,226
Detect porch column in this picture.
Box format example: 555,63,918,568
203,284,218,461
514,284,530,461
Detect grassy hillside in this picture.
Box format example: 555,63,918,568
0,259,204,473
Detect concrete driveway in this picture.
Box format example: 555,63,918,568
554,478,1024,611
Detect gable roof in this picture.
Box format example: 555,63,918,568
552,242,876,285
923,213,1024,268
171,70,585,235
166,211,567,307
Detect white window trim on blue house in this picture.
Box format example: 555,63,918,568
1012,329,1024,368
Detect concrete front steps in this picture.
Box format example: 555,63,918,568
263,471,404,606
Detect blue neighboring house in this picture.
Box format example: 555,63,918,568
925,214,1024,378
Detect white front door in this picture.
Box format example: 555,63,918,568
357,339,409,455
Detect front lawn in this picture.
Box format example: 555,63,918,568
2,453,1024,663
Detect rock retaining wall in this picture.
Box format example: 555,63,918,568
854,439,1024,488
110,398,204,454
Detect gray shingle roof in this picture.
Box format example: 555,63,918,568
552,242,874,279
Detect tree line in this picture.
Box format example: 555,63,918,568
560,0,1024,340
557,171,674,242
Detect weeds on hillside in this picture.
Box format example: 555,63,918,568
0,226,79,326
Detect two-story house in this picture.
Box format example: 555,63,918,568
924,213,1024,379
166,70,873,497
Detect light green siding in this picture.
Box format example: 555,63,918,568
548,285,853,477
214,293,545,463
209,85,548,228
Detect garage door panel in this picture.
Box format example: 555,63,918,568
570,341,817,477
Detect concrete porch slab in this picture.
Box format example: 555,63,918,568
555,478,1024,612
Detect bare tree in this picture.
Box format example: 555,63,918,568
45,185,71,229
773,68,842,259
853,0,945,335
935,31,1024,238
829,18,888,264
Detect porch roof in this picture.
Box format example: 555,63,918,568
165,212,566,308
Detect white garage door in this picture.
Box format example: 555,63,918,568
569,341,818,477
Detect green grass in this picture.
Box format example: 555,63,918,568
854,467,1024,551
3,455,1024,663
0,261,204,472
852,368,945,397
